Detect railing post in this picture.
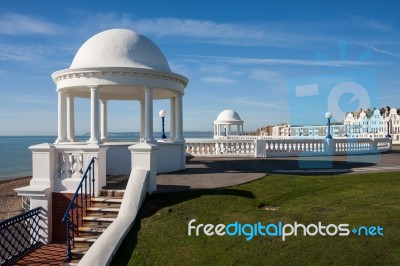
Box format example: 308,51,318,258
255,139,266,157
129,143,159,194
326,138,334,155
14,144,56,244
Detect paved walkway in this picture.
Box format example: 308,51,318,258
157,149,400,192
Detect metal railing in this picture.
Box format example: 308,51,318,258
0,207,42,266
62,157,96,261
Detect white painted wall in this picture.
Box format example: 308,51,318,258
105,143,133,175
156,141,186,173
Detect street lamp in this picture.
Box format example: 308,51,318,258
325,111,333,139
159,110,167,140
385,116,391,138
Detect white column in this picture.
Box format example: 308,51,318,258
66,94,75,142
175,93,183,141
100,99,108,141
237,125,240,135
170,97,176,140
56,91,67,143
144,87,154,141
140,100,145,139
89,86,100,143
228,125,232,135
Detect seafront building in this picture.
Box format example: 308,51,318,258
267,107,400,144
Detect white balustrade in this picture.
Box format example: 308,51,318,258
186,139,255,157
186,137,391,158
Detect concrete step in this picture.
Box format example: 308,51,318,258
82,216,116,226
70,248,87,259
78,226,107,236
74,235,99,248
84,212,118,219
87,206,120,213
75,235,98,243
64,260,80,266
91,197,123,204
100,189,125,197
105,175,129,190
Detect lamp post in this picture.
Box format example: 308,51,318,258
325,111,333,139
159,110,167,140
385,116,391,138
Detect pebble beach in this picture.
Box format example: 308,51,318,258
0,176,31,221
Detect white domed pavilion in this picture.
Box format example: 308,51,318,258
214,109,244,138
16,29,189,245
52,28,188,143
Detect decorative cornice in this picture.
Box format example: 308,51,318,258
52,67,188,87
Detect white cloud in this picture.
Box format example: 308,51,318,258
66,13,313,47
346,15,392,32
0,44,42,62
230,96,285,109
202,76,236,83
0,12,59,35
183,55,376,67
5,95,55,105
363,44,400,59
249,69,280,81
135,18,266,39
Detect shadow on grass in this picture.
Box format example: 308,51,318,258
167,154,381,177
110,188,255,266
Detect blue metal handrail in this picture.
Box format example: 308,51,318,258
62,157,97,261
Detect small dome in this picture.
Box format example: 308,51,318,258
70,29,171,72
215,110,243,122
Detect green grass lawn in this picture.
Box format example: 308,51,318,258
111,172,400,266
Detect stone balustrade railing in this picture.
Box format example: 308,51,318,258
216,135,324,140
186,139,255,157
263,139,326,157
186,137,392,157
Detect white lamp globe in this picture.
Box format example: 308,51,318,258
325,112,333,119
159,110,167,118
385,116,391,123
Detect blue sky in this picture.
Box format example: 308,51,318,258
0,0,399,135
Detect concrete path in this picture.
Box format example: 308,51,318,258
157,148,400,192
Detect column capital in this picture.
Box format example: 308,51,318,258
144,86,153,92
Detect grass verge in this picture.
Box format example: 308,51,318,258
111,172,400,265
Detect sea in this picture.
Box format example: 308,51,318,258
0,131,213,181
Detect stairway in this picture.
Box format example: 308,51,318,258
66,189,125,265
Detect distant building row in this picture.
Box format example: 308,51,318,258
213,107,400,144
255,107,400,143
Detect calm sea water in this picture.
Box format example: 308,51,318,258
0,132,213,180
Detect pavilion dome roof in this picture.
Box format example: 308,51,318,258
215,110,243,123
70,29,172,72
